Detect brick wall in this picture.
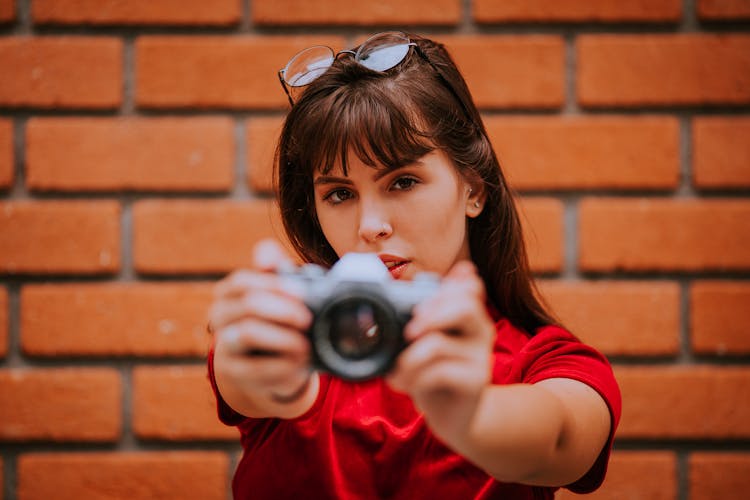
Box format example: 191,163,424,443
1,0,749,499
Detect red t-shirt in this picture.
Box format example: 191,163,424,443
208,316,621,500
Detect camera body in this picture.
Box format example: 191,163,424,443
280,253,439,381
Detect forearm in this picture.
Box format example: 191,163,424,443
432,382,606,487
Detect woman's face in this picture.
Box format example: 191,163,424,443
313,149,481,280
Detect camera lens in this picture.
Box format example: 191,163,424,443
328,301,384,359
311,289,403,381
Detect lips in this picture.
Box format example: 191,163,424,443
379,254,410,279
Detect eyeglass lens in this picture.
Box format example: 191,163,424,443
282,32,412,88
285,46,335,88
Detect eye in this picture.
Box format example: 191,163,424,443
391,176,419,191
323,188,354,205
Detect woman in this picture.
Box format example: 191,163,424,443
208,32,620,499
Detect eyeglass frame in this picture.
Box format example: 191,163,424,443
276,32,474,125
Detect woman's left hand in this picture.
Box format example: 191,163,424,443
386,260,496,444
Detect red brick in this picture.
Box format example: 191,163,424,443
693,116,750,189
26,117,234,192
246,115,284,194
32,0,240,25
698,0,750,19
0,287,6,358
615,365,750,439
689,453,750,500
252,0,460,25
486,115,680,191
579,198,750,272
691,281,750,355
133,365,238,440
0,201,120,275
0,118,12,189
0,368,121,441
0,0,14,23
518,197,564,273
475,0,681,23
133,199,289,274
442,35,565,109
558,451,676,500
21,283,213,357
17,452,228,500
539,281,680,356
578,34,750,107
0,37,122,109
136,35,345,110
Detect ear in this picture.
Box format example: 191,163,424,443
464,176,486,219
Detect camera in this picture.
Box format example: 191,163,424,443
280,253,439,381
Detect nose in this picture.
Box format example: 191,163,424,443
357,201,393,243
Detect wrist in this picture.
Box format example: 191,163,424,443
270,372,313,404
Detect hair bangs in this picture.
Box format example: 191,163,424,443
293,80,436,177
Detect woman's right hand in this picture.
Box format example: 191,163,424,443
208,239,317,418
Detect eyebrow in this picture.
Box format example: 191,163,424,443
312,161,425,186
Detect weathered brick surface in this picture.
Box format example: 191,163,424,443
26,117,234,192
252,0,460,25
0,368,121,441
246,115,285,194
132,365,238,440
441,35,565,109
2,6,749,500
0,37,122,109
475,0,682,23
32,0,241,25
17,452,229,500
616,365,750,439
578,34,750,107
692,116,750,189
136,35,346,109
579,198,750,272
0,201,120,275
0,0,15,22
486,115,680,191
689,453,750,500
691,281,750,355
133,199,288,274
518,197,564,273
540,280,680,356
697,0,750,19
557,451,677,500
21,283,213,357
0,118,12,189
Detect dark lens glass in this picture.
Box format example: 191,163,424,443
327,301,385,359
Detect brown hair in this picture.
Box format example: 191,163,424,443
275,34,556,334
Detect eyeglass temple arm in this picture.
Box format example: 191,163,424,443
278,70,294,107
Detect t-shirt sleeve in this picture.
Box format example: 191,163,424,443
510,325,622,494
207,345,249,426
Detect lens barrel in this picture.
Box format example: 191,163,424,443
310,286,403,381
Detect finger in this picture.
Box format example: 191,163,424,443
406,289,491,342
253,239,295,273
221,349,311,393
209,289,312,333
388,331,463,389
217,320,310,359
214,270,296,300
